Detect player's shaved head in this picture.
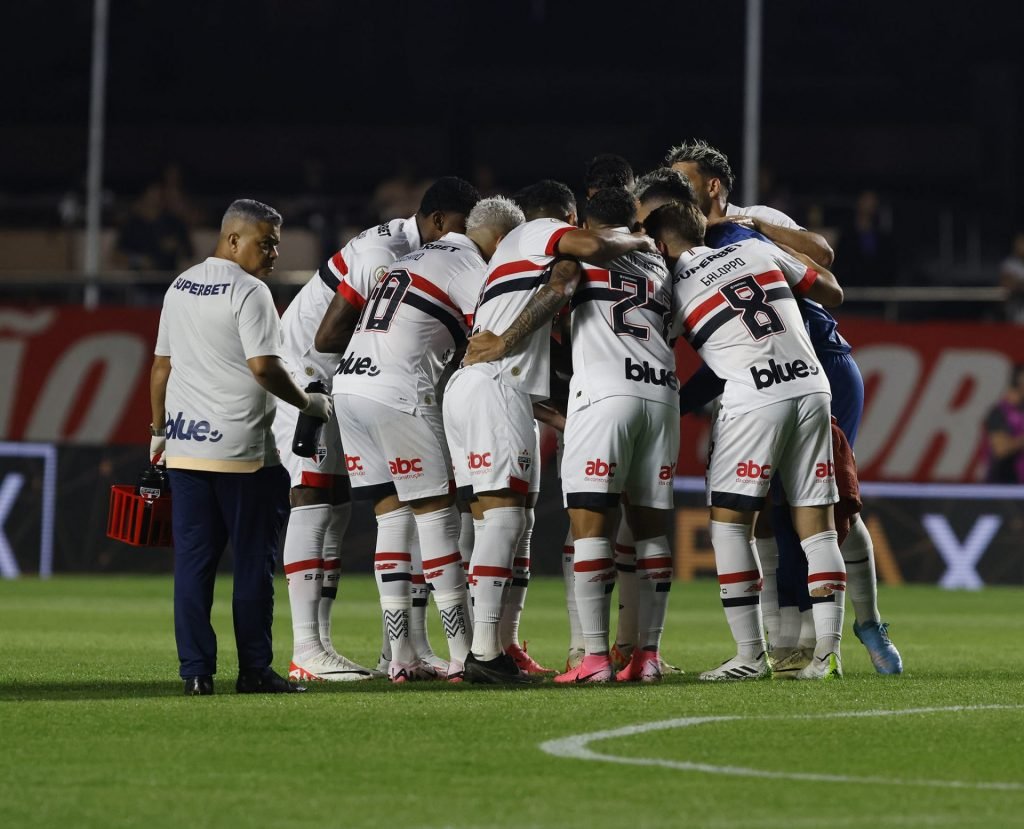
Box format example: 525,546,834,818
584,154,634,197
664,139,736,196
418,176,481,218
220,198,282,234
513,180,577,222
643,201,707,252
583,187,637,230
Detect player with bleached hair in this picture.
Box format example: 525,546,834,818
333,195,528,683
454,179,658,684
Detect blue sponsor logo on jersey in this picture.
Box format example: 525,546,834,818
165,412,224,442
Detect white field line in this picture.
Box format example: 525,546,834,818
538,705,1024,792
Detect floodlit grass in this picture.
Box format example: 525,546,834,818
1,576,1022,828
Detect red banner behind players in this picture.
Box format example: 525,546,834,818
675,318,1024,482
3,307,1024,482
0,307,160,445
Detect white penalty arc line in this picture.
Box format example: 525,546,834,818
539,705,1024,792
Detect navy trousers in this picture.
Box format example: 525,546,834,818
168,465,290,678
776,351,865,610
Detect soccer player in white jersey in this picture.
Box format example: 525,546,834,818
666,141,902,675
451,179,657,684
276,177,477,682
643,198,848,680
333,196,526,683
541,187,680,684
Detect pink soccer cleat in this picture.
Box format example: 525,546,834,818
615,649,663,683
554,653,613,684
506,641,555,675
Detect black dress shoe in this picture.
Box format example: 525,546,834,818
183,675,214,696
235,668,306,694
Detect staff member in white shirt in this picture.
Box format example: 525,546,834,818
149,199,332,696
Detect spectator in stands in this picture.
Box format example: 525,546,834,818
113,182,193,271
984,363,1024,483
998,230,1024,324
833,190,898,286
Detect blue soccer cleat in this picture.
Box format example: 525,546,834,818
853,620,903,675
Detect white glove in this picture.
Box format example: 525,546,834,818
150,434,166,465
302,392,333,422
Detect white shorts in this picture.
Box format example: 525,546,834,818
706,392,838,510
561,396,679,510
272,399,348,489
444,369,541,498
335,393,454,502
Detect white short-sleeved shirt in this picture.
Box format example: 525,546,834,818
569,229,678,412
334,232,484,413
726,202,803,231
279,274,340,387
671,238,829,415
328,217,422,315
464,217,577,401
155,257,284,472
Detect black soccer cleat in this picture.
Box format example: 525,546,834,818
183,675,214,696
235,668,306,694
463,652,539,685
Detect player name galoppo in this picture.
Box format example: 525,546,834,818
681,245,743,281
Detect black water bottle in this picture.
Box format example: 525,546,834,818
292,380,328,458
137,463,170,504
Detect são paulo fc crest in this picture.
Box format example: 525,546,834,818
517,449,531,473
314,444,328,467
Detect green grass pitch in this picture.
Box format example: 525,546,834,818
1,575,1022,829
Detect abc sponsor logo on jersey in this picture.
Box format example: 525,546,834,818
345,455,365,475
815,460,835,481
389,457,423,478
467,451,492,473
658,462,676,484
584,458,616,481
749,357,820,390
625,358,678,390
165,411,223,443
735,459,771,481
336,352,381,377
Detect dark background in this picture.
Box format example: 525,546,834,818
5,1,1022,227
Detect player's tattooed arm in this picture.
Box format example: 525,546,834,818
464,260,582,365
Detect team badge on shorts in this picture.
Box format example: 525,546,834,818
314,444,328,467
517,449,531,473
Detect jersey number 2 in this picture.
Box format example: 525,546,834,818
609,273,650,341
360,269,411,332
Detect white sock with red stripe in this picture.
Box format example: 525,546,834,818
470,506,524,661
318,502,350,654
613,516,638,649
842,517,881,625
635,536,672,651
500,507,533,649
753,536,780,648
710,521,765,659
573,536,616,656
562,529,584,652
416,506,471,664
802,530,846,658
458,508,475,596
374,505,416,665
283,504,329,661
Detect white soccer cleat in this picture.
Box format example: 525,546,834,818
288,652,375,682
388,659,446,683
415,652,450,679
769,646,814,679
698,652,770,681
795,652,843,680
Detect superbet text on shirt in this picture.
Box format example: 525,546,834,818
672,238,830,415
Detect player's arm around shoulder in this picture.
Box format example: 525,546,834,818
747,206,834,268
554,227,658,266
463,258,583,365
776,242,843,308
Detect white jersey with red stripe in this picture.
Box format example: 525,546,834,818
569,229,677,411
333,232,483,414
281,217,422,384
466,217,577,401
672,238,829,415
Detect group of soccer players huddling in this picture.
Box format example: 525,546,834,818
272,139,904,686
